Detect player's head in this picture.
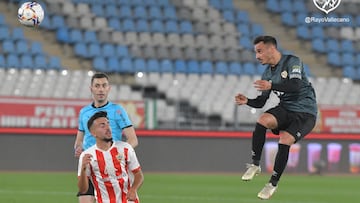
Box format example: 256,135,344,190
90,72,111,105
87,111,112,142
253,35,279,66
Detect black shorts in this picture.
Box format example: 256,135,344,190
266,105,316,142
77,179,94,196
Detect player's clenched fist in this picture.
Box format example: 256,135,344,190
235,93,248,105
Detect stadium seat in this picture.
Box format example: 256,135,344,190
281,12,296,27
0,55,5,67
102,43,115,58
327,52,342,67
74,42,88,58
148,6,163,20
223,9,235,22
236,10,250,24
51,15,66,30
91,4,104,16
119,6,132,19
48,56,62,70
107,56,120,72
163,7,177,20
160,59,174,73
164,20,178,33
174,59,187,73
214,61,228,75
30,42,43,55
122,19,136,32
150,19,165,33
34,54,47,69
187,60,200,74
104,4,117,17
83,31,97,44
0,26,10,40
6,54,20,68
199,60,213,74
311,38,326,54
93,56,107,72
237,23,251,36
229,62,242,75
342,66,357,79
342,53,355,66
243,62,257,75
296,26,310,40
2,40,15,54
88,43,101,58
326,39,340,52
15,40,29,55
134,5,147,20
20,54,34,69
69,29,83,44
56,28,70,43
340,39,354,53
12,27,25,41
136,19,149,32
133,58,147,72
119,58,133,73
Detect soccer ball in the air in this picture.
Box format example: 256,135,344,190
18,1,44,27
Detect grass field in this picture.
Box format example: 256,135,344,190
0,172,358,203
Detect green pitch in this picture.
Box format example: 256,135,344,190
0,172,358,203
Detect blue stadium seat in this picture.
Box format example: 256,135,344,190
236,10,250,24
56,27,70,43
15,40,28,55
133,5,147,19
223,9,235,22
311,38,326,53
51,15,66,30
119,6,132,19
165,20,178,33
93,56,107,72
108,18,121,31
34,54,47,69
160,59,174,73
6,54,20,68
163,7,177,20
148,6,163,20
295,12,308,26
179,21,193,34
30,42,43,55
293,1,306,13
133,58,147,72
209,0,221,9
136,19,149,32
116,45,130,58
340,39,354,53
342,66,356,79
296,26,310,40
88,43,101,58
356,53,360,66
158,0,170,6
0,26,10,40
49,56,62,70
243,62,257,75
266,0,281,13
251,23,264,36
20,54,34,69
12,27,25,41
102,43,115,58
187,60,200,74
239,36,253,50
147,59,160,72
279,0,293,12
342,53,355,66
174,59,187,73
74,42,88,58
83,31,97,44
104,4,117,17
107,56,120,72
122,18,136,32
119,58,133,73
326,39,340,52
199,60,213,74
229,62,242,75
237,23,251,36
256,64,267,74
143,0,157,7
215,61,228,75
2,40,15,54
222,0,234,10
150,19,164,33
91,4,104,16
69,29,83,44
327,52,341,67
0,14,5,26
311,27,324,39
281,12,296,27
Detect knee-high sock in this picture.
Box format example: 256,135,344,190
251,123,267,166
270,143,290,186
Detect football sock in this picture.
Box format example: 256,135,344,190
251,123,267,166
270,143,290,186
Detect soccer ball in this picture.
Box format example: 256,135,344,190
17,1,44,27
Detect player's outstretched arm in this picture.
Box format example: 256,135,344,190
74,130,84,158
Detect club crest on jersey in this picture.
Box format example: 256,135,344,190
281,71,288,78
116,153,123,161
313,0,341,14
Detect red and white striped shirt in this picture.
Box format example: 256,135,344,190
78,141,141,203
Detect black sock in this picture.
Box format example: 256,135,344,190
251,123,267,166
270,143,290,186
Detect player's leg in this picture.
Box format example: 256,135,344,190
77,180,95,203
242,109,278,181
258,112,316,199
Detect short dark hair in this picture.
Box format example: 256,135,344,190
87,111,108,131
253,35,277,48
91,72,109,85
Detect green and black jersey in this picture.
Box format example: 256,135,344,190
248,54,318,116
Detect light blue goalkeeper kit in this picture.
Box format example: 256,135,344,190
78,101,132,150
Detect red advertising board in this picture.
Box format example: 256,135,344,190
315,105,360,133
0,96,145,128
